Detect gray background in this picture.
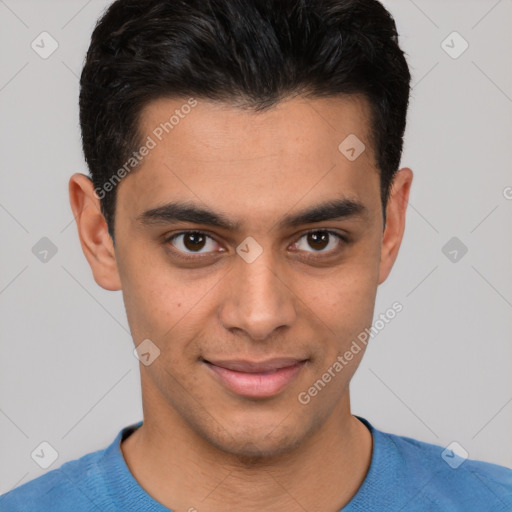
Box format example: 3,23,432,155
1,0,511,494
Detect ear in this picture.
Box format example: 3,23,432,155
378,167,413,285
68,173,122,291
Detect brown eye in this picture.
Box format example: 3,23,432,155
183,232,206,251
167,231,220,255
293,230,345,254
307,231,330,251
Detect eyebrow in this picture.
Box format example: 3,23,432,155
136,197,368,231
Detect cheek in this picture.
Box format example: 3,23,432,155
300,262,379,331
116,247,182,339
120,253,224,349
124,281,192,343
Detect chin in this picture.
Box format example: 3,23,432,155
198,419,309,463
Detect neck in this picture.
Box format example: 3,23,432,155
122,394,372,512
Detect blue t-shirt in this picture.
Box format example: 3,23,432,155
1,416,511,511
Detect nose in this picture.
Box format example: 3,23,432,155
218,253,297,341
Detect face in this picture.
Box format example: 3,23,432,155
71,94,411,459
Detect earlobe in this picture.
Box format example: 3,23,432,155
378,167,413,285
68,173,122,291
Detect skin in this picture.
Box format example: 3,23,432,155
69,94,412,512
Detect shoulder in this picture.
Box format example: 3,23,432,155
382,429,512,511
0,442,112,512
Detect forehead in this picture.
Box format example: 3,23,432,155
138,93,374,161
117,94,380,231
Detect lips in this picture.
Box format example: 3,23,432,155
203,357,308,398
204,357,305,373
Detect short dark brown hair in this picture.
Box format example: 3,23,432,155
79,0,411,241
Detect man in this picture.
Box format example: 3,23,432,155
2,0,511,511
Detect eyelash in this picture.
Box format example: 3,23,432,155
163,229,348,261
